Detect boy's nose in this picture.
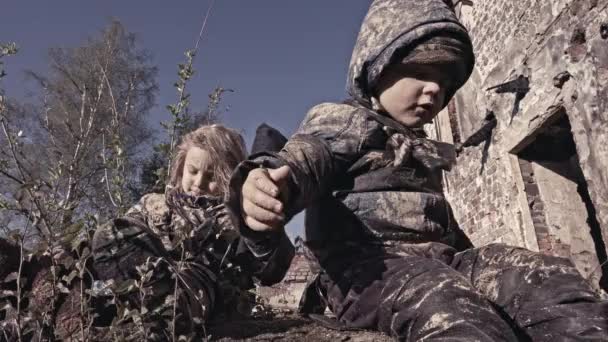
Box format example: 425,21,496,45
422,81,441,97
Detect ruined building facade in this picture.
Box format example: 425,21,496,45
428,0,608,290
256,238,315,310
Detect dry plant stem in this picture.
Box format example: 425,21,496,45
162,256,209,340
166,0,216,176
101,133,119,208
0,168,24,185
41,87,65,204
171,249,185,342
49,65,105,226
15,238,24,342
15,203,35,342
43,87,59,151
0,116,52,237
63,88,88,209
194,0,216,51
138,259,150,342
62,80,103,221
48,246,59,338
166,81,188,174
79,249,94,341
80,278,86,342
38,313,47,341
98,62,134,211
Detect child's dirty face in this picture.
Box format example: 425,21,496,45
181,146,219,196
375,63,448,127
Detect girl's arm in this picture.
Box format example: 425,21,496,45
234,228,295,286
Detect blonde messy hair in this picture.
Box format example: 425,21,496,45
168,124,247,195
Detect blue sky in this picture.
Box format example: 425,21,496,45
1,0,371,239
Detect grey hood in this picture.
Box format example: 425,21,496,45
346,0,474,107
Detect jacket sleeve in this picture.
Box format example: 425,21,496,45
226,103,368,284
229,103,368,219
234,229,295,286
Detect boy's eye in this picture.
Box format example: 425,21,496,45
402,64,445,83
415,70,437,82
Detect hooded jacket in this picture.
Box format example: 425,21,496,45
347,0,474,107
229,0,474,272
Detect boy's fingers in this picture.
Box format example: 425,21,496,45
268,165,291,183
242,179,283,213
240,167,287,232
242,199,284,226
250,169,279,197
244,216,274,232
252,190,283,213
268,166,291,204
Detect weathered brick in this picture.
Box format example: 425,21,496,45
427,0,608,290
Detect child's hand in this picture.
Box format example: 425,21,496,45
241,165,291,231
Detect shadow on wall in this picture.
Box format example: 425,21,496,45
516,110,607,291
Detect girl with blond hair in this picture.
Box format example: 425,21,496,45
91,124,294,338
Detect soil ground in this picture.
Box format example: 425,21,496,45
207,315,392,341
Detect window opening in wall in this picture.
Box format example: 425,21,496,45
516,110,607,290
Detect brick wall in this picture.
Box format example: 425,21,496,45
281,254,314,284
256,253,314,310
441,140,524,247
428,0,608,289
518,159,554,252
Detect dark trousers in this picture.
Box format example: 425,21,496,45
321,243,608,341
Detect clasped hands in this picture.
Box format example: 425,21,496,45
240,165,291,232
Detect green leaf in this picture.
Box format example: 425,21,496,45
57,282,71,294
3,272,19,283
0,302,14,311
166,104,178,115
61,269,79,284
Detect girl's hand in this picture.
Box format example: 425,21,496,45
241,165,291,231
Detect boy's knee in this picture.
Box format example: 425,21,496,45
476,243,578,270
382,257,512,341
387,257,481,310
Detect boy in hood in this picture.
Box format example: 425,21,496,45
228,0,608,340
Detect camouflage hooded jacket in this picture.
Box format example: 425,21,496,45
92,188,294,336
228,0,475,272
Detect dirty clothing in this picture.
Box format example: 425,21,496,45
309,243,608,341
92,190,294,336
228,100,608,341
227,0,608,340
0,191,293,340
